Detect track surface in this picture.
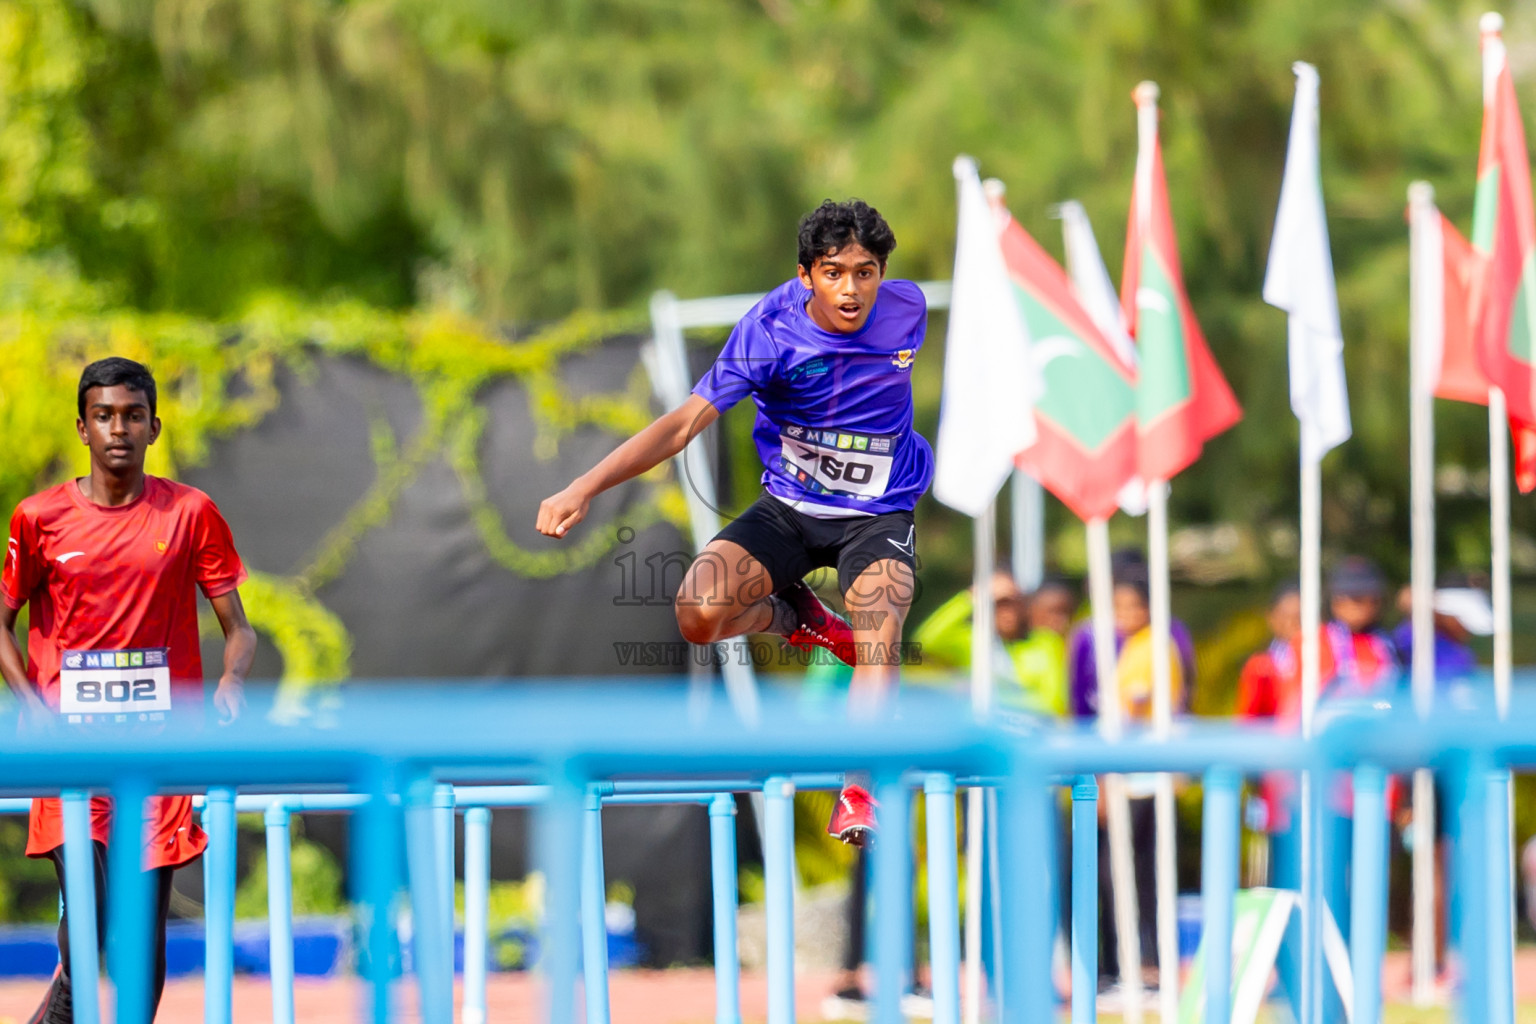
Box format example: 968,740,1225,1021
1,951,1532,1022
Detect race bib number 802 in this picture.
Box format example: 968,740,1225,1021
58,647,172,723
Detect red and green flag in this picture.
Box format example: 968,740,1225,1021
1473,32,1536,427
1001,212,1138,521
1120,92,1242,482
1419,206,1536,491
1465,25,1536,492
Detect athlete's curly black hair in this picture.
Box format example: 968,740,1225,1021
796,199,897,271
78,357,157,419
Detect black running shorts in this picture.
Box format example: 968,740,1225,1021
713,494,918,597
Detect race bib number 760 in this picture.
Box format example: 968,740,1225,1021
58,647,172,723
778,427,895,499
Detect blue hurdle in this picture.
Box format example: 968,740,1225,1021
0,684,1527,1024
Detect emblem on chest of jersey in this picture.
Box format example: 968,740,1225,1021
155,540,168,553
891,349,915,369
789,357,830,381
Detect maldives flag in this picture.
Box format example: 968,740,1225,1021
1436,213,1492,404
1002,212,1138,521
1121,87,1242,481
1472,30,1536,429
1426,204,1536,491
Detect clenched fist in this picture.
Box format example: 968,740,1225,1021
537,485,592,538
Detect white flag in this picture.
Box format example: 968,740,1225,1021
1264,62,1351,464
1060,200,1139,369
1058,199,1148,516
934,156,1039,517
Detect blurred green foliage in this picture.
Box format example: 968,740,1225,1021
1,0,1526,584
234,838,346,920
4,0,1536,649
0,816,63,923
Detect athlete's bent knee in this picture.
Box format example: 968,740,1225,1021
675,601,723,645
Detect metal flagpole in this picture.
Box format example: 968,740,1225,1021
1407,180,1440,1005
1146,481,1180,1022
1011,469,1045,591
1483,12,1514,725
1481,20,1518,1021
963,503,996,1024
1299,421,1324,1024
1135,79,1181,1022
645,291,761,726
1088,517,1144,1024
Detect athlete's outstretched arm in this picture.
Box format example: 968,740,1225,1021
0,605,49,726
208,589,257,724
537,394,720,538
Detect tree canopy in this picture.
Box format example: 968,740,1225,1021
2,0,1530,579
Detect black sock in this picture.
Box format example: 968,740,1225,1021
766,595,799,636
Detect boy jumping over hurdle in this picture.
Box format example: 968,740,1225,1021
538,200,932,845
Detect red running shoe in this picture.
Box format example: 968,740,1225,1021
827,783,879,846
780,580,858,666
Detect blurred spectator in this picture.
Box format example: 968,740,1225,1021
1235,582,1301,847
910,568,1075,717
1066,551,1196,720
1029,578,1079,638
1070,553,1188,993
1320,556,1399,695
1391,573,1492,685
1236,581,1302,722
1392,572,1492,983
1262,557,1399,1024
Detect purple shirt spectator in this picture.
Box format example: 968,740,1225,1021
1067,619,1198,720
1389,621,1478,683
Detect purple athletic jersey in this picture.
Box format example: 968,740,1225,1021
691,278,934,517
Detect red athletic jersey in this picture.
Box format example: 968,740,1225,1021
3,475,248,867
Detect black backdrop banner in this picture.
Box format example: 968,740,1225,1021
181,337,727,965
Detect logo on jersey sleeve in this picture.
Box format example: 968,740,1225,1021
891,349,915,369
56,551,85,564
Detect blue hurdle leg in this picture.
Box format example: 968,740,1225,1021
1300,772,1325,1024
1202,768,1240,1024
406,778,452,1024
1454,758,1490,1024
463,806,491,1024
1002,766,1055,1024
924,774,961,1024
202,787,236,1024
539,775,586,1024
107,776,155,1024
873,777,911,1024
60,791,101,1024
763,776,797,1024
1349,765,1387,1024
265,802,297,1024
356,768,402,1024
985,787,1007,1019
1486,769,1515,1024
1070,776,1098,1024
709,793,742,1024
432,782,457,997
581,786,612,1024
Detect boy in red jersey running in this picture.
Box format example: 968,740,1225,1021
539,201,930,846
0,357,258,1023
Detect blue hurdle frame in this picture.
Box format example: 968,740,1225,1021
0,684,1524,1024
